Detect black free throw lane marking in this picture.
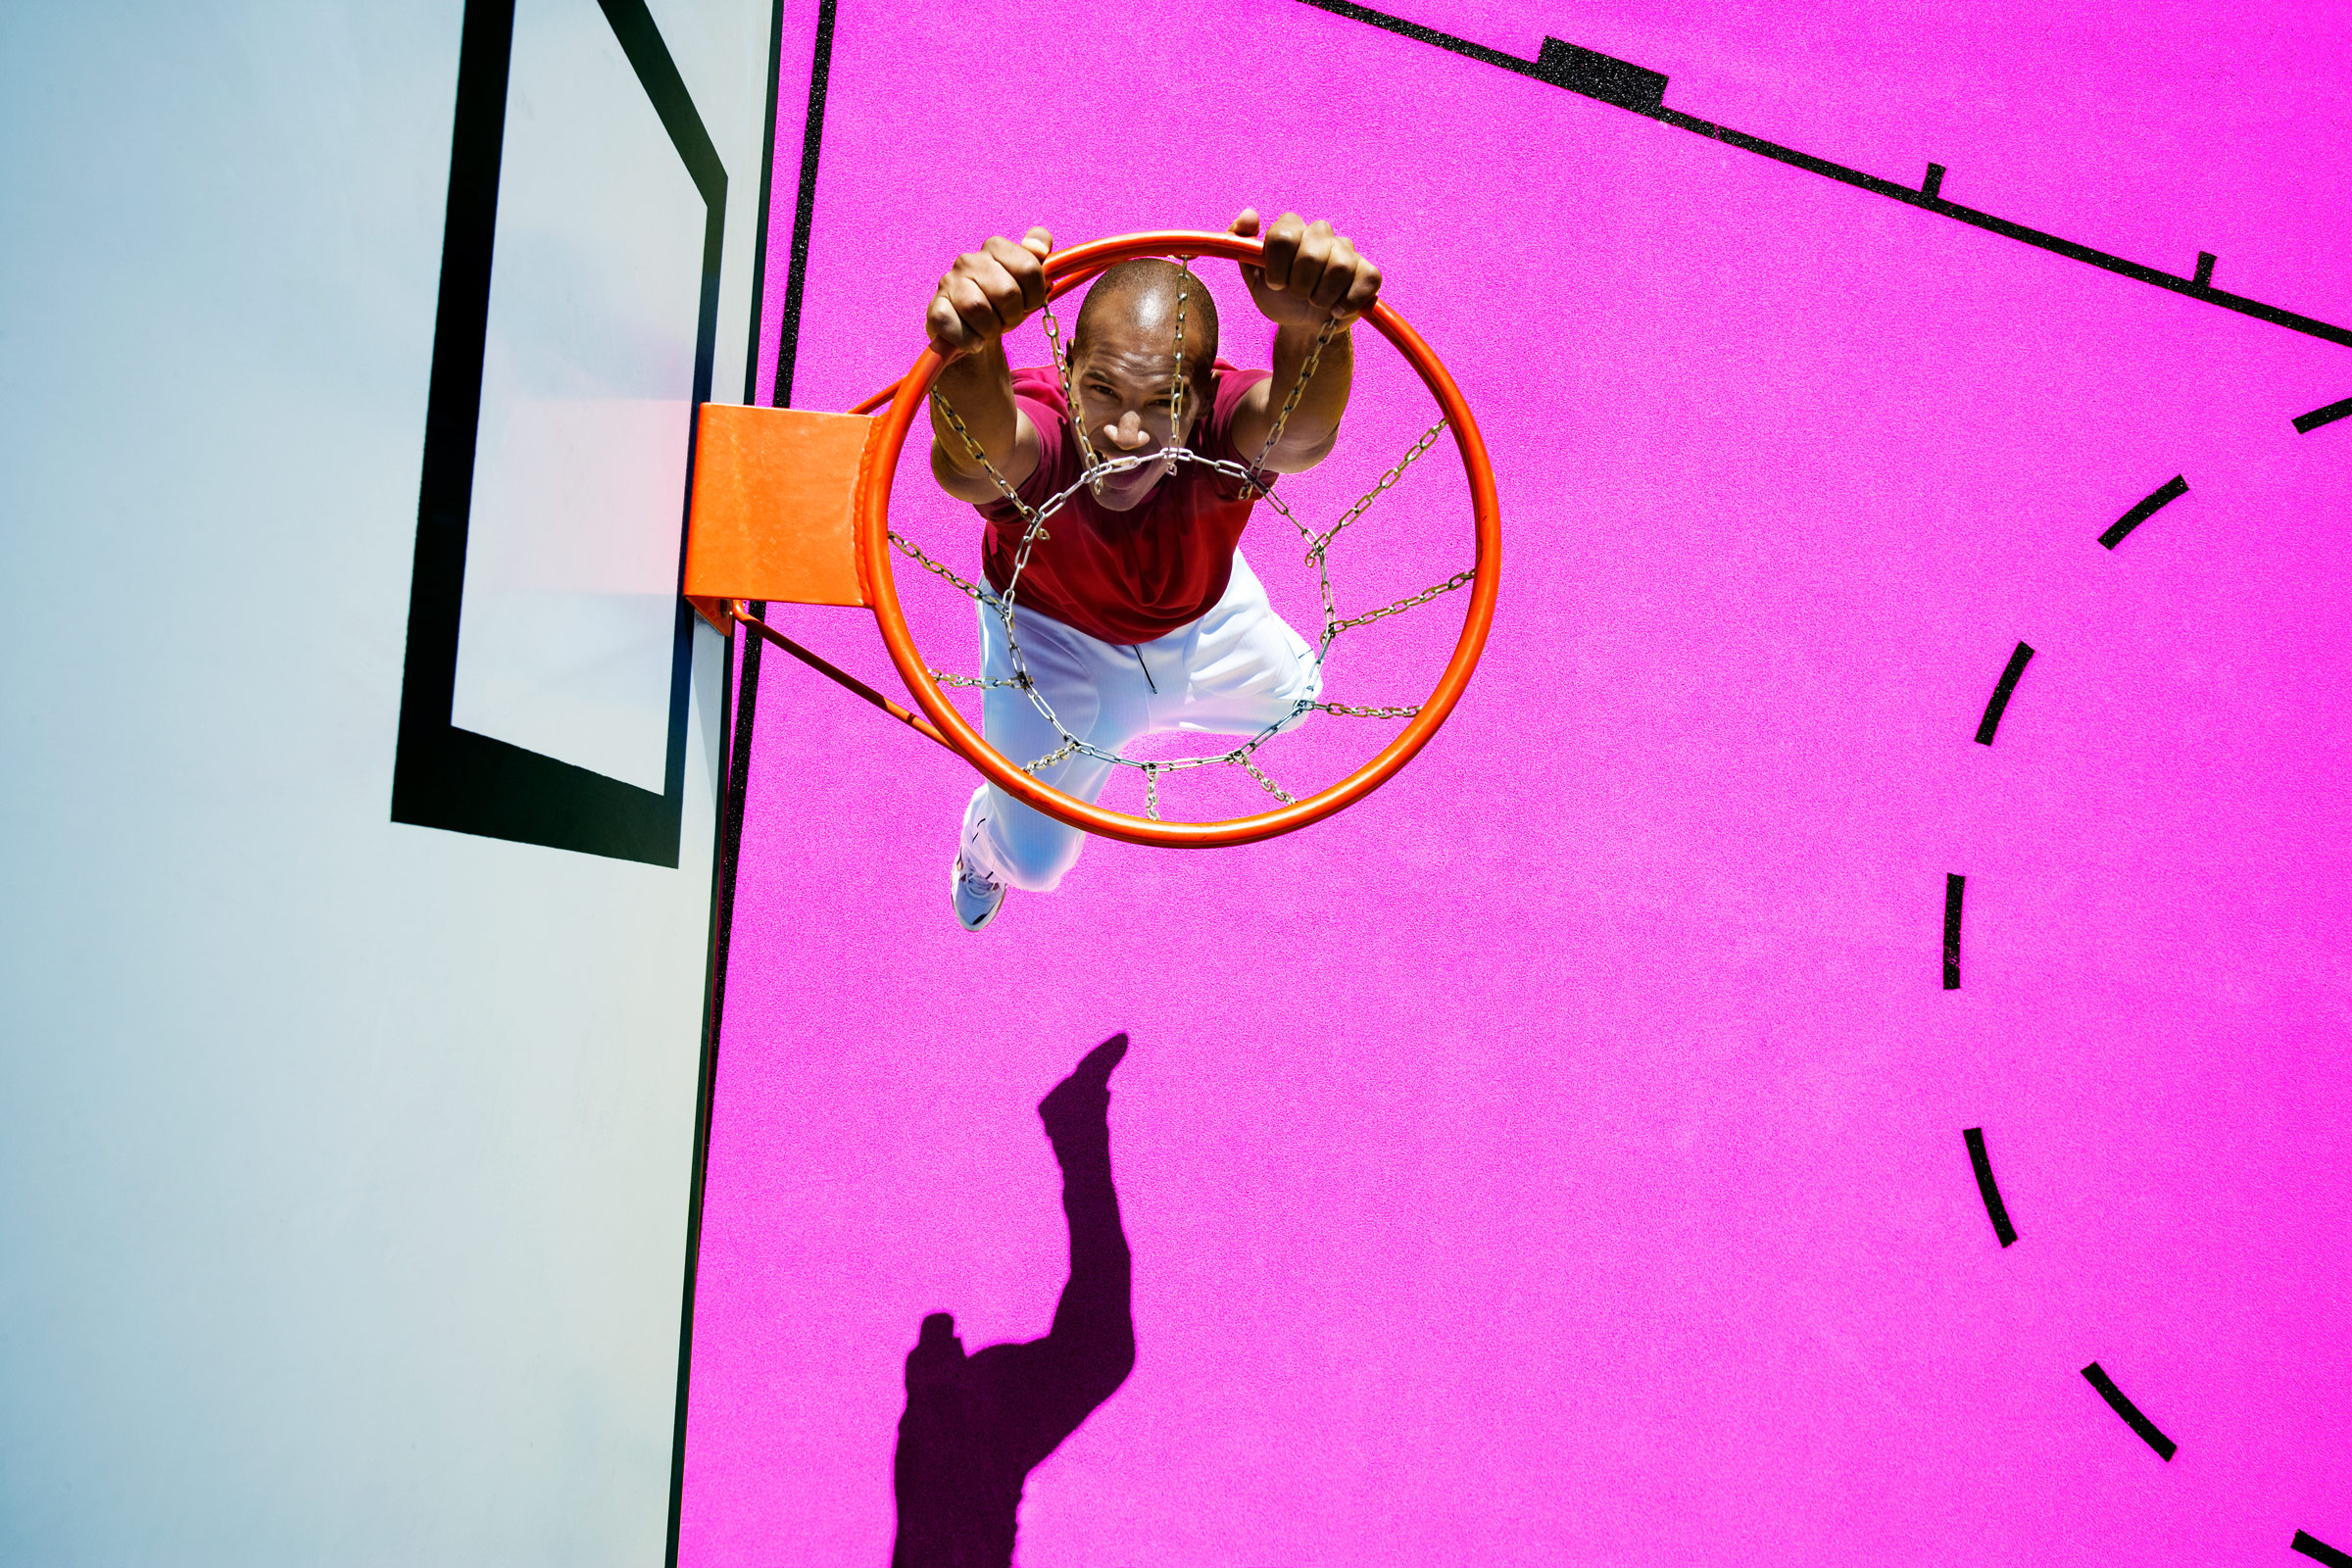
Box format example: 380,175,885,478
718,0,837,1020
675,613,744,1568
1284,0,1663,106
1922,162,1946,200
1286,0,2352,351
1974,642,2035,745
724,0,835,1012
720,0,831,1027
2194,251,2217,287
670,5,785,1566
738,0,785,407
769,0,837,411
716,0,838,1033
710,0,788,1022
1943,873,1965,990
721,0,836,1018
1963,1127,2017,1247
714,595,764,1018
710,0,789,1022
2295,1531,2352,1568
2100,474,2188,550
2082,1363,2178,1460
2293,395,2352,435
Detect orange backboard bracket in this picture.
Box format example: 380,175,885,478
683,403,878,632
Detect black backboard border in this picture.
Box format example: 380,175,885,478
393,0,726,867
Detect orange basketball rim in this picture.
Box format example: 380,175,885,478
680,228,1501,849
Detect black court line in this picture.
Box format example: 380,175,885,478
723,0,837,1016
715,608,764,1004
2295,1531,2352,1568
1963,1127,2017,1247
669,5,787,1566
1943,873,1965,990
1288,0,2352,352
710,0,790,1057
717,0,838,1025
670,607,739,1568
2082,1362,2178,1460
769,0,837,412
719,0,836,991
738,10,785,409
2294,395,2352,435
1975,641,2035,745
2100,474,2188,550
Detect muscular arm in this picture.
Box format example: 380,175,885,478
923,227,1054,504
927,338,1041,503
1235,319,1355,473
1226,210,1381,475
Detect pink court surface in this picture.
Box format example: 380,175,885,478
685,2,2350,1562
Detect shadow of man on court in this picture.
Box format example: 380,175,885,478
891,1032,1137,1568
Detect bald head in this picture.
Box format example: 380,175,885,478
1060,260,1224,510
1071,259,1220,376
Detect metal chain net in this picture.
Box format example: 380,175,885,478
906,258,1468,822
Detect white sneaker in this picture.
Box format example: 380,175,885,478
951,856,1006,932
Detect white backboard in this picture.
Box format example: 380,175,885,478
0,2,779,1562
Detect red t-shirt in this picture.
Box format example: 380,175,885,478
978,362,1273,646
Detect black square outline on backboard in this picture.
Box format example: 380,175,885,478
393,0,726,866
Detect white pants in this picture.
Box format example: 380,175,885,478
957,551,1322,892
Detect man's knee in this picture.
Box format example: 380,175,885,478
998,837,1083,894
979,792,1086,892
1242,686,1320,739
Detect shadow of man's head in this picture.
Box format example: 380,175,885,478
906,1311,966,1387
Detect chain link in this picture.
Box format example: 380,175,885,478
890,527,994,602
929,387,1040,525
1038,297,1104,482
930,668,1026,689
1245,317,1337,494
1315,700,1423,718
1307,418,1448,564
1238,755,1295,805
1167,259,1192,476
1023,736,1080,776
1331,566,1478,633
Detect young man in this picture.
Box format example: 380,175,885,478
925,210,1383,930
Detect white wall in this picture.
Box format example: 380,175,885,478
0,3,772,1561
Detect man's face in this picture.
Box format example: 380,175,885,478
1070,316,1211,513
